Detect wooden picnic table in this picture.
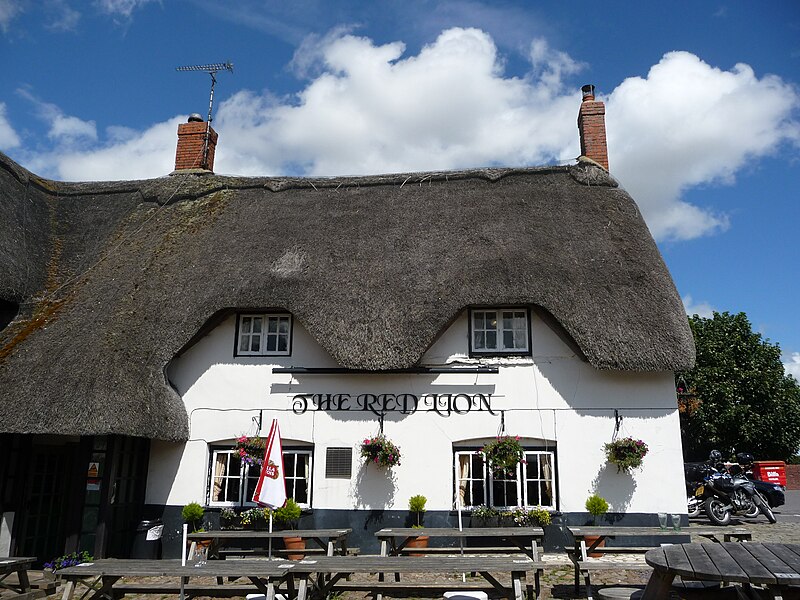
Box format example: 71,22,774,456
644,542,800,599
57,558,294,600
375,527,545,559
566,526,752,600
187,528,352,558
0,557,36,599
285,554,538,600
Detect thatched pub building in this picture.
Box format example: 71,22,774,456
0,86,695,560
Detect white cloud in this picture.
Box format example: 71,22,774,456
45,0,80,31
607,51,800,240
785,352,800,381
10,29,799,246
18,88,97,144
0,102,20,149
0,0,21,32
25,117,180,181
682,295,715,319
94,0,156,19
216,29,579,176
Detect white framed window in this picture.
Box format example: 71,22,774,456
454,448,556,510
470,309,530,355
208,447,312,508
236,313,292,356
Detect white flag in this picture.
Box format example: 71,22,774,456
253,419,287,509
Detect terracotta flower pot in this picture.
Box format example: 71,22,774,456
584,535,605,558
283,536,306,560
406,535,429,557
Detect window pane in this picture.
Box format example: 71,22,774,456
267,318,278,333
251,317,262,334
486,331,496,349
278,336,287,352
241,317,252,334
474,331,485,349
527,481,541,505
239,335,250,353
266,336,277,352
284,453,297,475
279,318,289,334
503,330,513,349
251,337,260,352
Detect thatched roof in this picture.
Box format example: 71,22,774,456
0,151,694,441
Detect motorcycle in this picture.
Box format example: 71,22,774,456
699,451,777,525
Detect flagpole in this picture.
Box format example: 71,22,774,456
269,511,274,559
457,498,465,582
180,523,188,600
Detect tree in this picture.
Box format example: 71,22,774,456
678,311,800,462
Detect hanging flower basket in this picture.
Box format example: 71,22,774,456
360,434,401,468
236,435,265,467
604,437,649,472
480,435,524,475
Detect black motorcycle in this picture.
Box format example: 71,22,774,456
699,451,776,525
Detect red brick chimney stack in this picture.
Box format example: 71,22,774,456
577,84,609,171
174,114,218,172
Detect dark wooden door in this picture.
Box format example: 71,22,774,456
15,444,75,562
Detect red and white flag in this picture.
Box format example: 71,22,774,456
252,419,287,509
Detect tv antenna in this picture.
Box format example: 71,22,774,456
175,61,234,169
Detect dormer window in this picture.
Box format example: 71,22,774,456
470,308,530,355
236,313,292,356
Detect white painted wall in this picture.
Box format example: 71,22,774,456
149,310,686,515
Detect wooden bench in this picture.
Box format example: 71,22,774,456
566,526,751,600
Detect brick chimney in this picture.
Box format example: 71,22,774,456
174,114,218,172
577,84,609,170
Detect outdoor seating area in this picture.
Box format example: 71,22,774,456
23,523,800,600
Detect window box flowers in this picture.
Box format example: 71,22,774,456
480,435,524,475
604,437,649,472
360,434,401,468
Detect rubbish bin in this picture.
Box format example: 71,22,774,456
130,519,163,559
752,461,787,487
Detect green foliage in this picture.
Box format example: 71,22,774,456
274,498,302,529
408,495,427,512
604,437,649,472
480,435,524,474
408,494,427,526
471,505,498,519
44,551,93,572
511,507,552,527
240,507,270,525
678,312,800,461
182,502,205,532
585,494,609,517
360,434,402,468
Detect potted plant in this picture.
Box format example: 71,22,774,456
480,435,524,475
182,502,206,533
274,498,305,559
240,507,268,530
360,434,401,468
471,505,499,527
604,437,649,473
584,494,609,557
511,507,552,527
406,495,428,556
220,507,238,529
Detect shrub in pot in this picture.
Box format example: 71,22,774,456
584,494,609,557
275,499,305,559
406,495,429,556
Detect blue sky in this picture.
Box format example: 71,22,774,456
1,1,799,377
